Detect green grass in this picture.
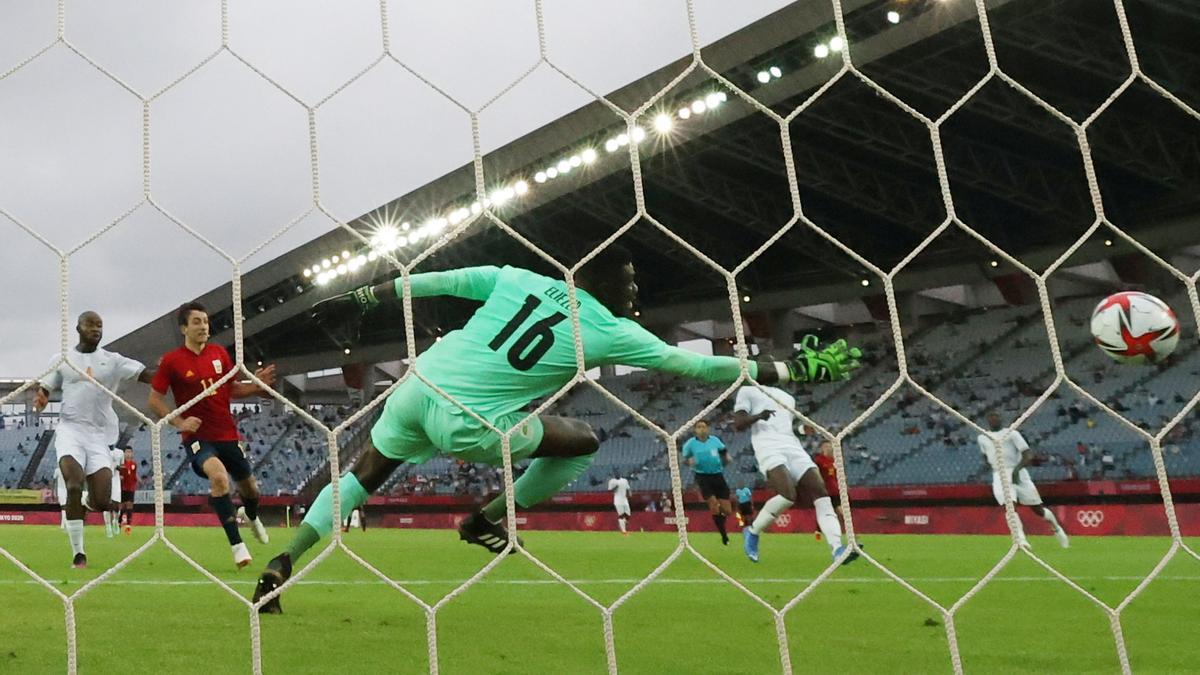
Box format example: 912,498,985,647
2,526,1198,673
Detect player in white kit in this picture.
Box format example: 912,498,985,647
35,311,153,568
732,384,855,565
608,475,632,534
978,410,1069,548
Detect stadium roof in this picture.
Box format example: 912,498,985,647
109,0,1200,374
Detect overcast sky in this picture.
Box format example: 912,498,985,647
0,0,790,377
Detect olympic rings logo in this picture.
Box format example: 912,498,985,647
1076,510,1105,528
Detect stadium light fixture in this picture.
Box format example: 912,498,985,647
546,167,559,178
581,148,598,164
705,92,722,109
310,264,321,274
678,106,691,120
631,126,646,143
322,259,331,268
633,310,641,317
471,201,482,214
557,159,571,173
604,138,620,152
829,36,845,52
990,260,999,267
341,250,350,259
769,66,782,79
331,254,340,264
1104,239,1113,246
887,10,900,23
756,71,770,84
302,268,311,277
742,295,751,303
336,264,347,275
535,171,548,183
367,251,378,261
814,43,829,58
344,348,351,355
514,180,529,194
861,278,870,286
617,133,630,146
690,99,706,114
653,113,673,132
400,221,411,231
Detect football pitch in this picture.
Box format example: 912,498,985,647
2,525,1198,674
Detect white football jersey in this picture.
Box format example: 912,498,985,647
977,429,1029,473
734,385,805,455
41,347,145,444
608,477,630,502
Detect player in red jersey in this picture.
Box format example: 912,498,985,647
811,439,840,541
118,448,138,534
148,302,277,568
813,439,839,498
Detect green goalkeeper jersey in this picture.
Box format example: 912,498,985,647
398,265,757,421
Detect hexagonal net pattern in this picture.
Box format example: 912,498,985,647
1,0,1198,673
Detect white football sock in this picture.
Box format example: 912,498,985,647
66,520,85,556
1040,508,1063,532
102,511,112,534
750,495,793,535
618,517,627,533
813,497,843,551
60,510,67,529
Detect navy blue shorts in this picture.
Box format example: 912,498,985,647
188,440,252,482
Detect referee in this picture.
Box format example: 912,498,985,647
681,420,733,544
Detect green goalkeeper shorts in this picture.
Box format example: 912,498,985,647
369,378,545,465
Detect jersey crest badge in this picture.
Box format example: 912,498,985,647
212,359,223,374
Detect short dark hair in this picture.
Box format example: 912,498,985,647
694,419,709,427
176,302,207,327
578,243,633,283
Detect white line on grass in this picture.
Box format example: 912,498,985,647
2,575,1198,587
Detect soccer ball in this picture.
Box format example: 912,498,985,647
1090,291,1180,364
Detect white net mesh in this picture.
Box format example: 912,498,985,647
0,0,1197,672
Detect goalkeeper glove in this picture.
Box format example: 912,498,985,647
310,286,380,324
310,286,381,347
786,338,863,384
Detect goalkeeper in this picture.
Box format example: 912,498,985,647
253,246,861,612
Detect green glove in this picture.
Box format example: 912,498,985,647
310,286,380,325
787,337,863,383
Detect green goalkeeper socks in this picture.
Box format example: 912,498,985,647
288,473,369,563
482,454,595,523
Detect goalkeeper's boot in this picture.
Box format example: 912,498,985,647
253,553,292,615
458,512,524,555
833,544,861,566
72,553,87,569
238,506,270,545
742,527,760,563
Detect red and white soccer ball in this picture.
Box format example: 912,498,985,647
1090,291,1181,364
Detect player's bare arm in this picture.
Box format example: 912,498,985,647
732,408,773,431
147,389,201,434
231,364,276,399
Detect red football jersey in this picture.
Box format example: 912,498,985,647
150,344,240,443
813,453,839,495
119,460,138,492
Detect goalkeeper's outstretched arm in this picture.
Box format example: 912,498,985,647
311,266,502,324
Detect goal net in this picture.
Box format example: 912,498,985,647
0,0,1196,673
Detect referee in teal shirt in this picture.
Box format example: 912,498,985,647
681,420,732,544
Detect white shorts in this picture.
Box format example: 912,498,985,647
54,425,113,476
991,469,1042,506
757,447,817,483
614,499,631,517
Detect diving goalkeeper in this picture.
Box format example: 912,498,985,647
253,246,861,613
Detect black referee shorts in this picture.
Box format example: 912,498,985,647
694,473,731,500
